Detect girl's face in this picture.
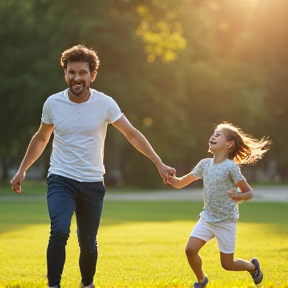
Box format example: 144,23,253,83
208,128,230,153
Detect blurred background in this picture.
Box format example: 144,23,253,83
0,0,287,188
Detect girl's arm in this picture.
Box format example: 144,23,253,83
227,180,253,201
167,173,198,189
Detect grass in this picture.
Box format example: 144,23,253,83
0,191,288,287
0,180,160,196
2,180,286,196
0,180,48,195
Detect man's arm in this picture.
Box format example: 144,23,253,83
10,121,54,193
112,115,175,182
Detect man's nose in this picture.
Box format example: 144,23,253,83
74,73,81,80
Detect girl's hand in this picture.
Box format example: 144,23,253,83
166,175,176,186
227,188,237,200
227,188,243,204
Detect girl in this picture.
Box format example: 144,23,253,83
167,122,271,288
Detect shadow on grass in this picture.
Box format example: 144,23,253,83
1,201,288,235
102,201,288,225
0,201,50,234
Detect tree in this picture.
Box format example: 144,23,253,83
1,0,287,185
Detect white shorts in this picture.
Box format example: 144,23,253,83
190,217,237,254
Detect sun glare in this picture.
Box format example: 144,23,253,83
246,0,260,7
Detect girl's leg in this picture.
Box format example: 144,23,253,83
216,219,255,273
220,253,255,272
185,236,207,282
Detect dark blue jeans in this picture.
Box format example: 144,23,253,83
46,174,105,287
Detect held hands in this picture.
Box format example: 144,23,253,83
157,163,176,184
10,170,26,194
165,174,177,187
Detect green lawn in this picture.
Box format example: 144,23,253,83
0,198,288,288
0,180,47,195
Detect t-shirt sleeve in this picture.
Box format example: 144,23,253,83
106,97,123,123
41,98,52,124
229,162,246,183
191,159,206,179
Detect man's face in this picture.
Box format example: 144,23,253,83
64,61,96,97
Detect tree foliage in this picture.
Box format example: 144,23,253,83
1,0,287,185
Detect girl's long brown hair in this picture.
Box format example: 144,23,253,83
216,122,271,165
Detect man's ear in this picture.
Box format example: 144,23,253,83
63,68,67,79
91,70,97,82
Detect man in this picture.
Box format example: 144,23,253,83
10,44,175,288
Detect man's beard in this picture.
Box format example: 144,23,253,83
69,81,88,96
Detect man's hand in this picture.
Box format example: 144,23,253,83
157,163,176,184
10,170,26,194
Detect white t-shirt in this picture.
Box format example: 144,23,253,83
41,88,123,182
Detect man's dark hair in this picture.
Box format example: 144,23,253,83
60,44,100,72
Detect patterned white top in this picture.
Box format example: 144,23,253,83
191,158,246,223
